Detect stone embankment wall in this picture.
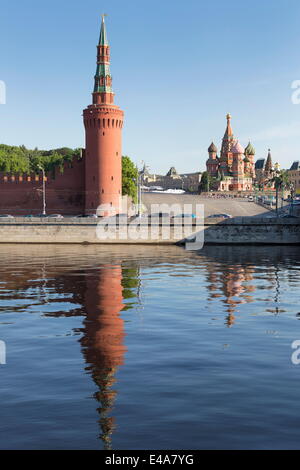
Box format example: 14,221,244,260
0,217,299,245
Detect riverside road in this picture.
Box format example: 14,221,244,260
141,193,275,217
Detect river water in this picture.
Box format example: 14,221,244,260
0,244,299,450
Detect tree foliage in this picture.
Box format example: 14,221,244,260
199,171,211,192
271,170,290,190
122,155,138,203
0,144,82,175
270,170,290,214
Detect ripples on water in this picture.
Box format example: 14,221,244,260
0,245,300,449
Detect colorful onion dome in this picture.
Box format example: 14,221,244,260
245,142,256,156
231,141,245,154
208,142,218,153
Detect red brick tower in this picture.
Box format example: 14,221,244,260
83,15,124,215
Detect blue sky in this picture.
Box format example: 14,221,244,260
1,0,300,173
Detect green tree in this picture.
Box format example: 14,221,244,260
271,170,290,215
199,171,211,193
122,156,138,203
0,144,82,175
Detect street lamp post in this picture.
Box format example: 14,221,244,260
38,166,46,216
134,166,142,218
137,162,145,219
290,183,295,216
137,172,142,218
135,166,139,216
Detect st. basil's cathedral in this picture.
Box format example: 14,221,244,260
206,114,256,191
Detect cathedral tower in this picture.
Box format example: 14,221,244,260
264,149,273,178
83,16,124,215
231,141,245,190
206,142,219,177
220,113,237,173
244,142,256,177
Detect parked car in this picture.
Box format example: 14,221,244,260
148,212,172,219
47,214,64,219
76,214,98,218
280,214,298,218
172,213,197,219
0,214,14,218
207,213,232,219
248,196,254,202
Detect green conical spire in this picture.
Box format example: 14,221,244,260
94,15,113,95
245,141,256,156
99,14,109,46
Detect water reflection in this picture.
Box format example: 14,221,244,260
80,266,125,448
40,263,139,448
0,245,300,449
205,263,256,326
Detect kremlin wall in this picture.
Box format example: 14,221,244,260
0,157,85,215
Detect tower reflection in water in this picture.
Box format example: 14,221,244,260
4,244,290,450
205,263,255,327
79,264,139,449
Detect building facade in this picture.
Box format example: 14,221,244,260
142,166,202,192
287,161,300,194
0,17,123,216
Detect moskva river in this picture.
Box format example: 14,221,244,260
0,244,300,449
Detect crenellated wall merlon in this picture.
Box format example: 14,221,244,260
0,173,47,184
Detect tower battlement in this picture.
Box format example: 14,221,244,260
0,174,47,184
